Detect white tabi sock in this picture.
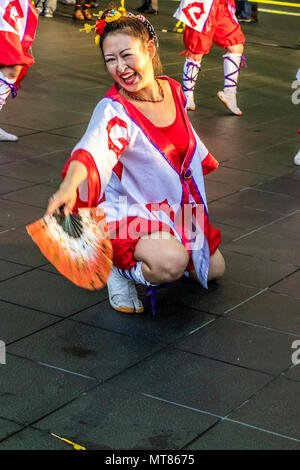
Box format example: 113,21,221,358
217,53,243,116
0,71,17,110
0,71,18,141
0,128,18,142
183,58,201,110
117,261,156,287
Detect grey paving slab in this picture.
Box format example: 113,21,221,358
205,180,242,202
205,165,272,187
221,249,296,289
48,123,89,139
71,298,216,344
261,211,300,240
0,418,23,443
208,200,280,231
8,319,163,381
0,427,72,450
0,354,93,423
176,317,297,374
186,420,300,450
270,270,300,298
0,110,89,133
219,188,300,216
255,176,300,199
0,260,31,282
156,277,261,315
222,153,294,178
0,150,73,185
0,0,298,450
283,364,300,383
228,290,300,336
0,175,35,196
0,198,43,231
228,377,300,441
108,348,273,417
0,269,107,316
0,229,47,267
204,130,287,163
225,231,300,266
210,222,249,246
0,300,59,344
1,183,55,210
0,132,76,164
33,383,219,450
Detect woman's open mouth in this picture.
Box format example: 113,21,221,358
120,72,137,86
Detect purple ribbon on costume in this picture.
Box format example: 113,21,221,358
0,78,18,99
224,55,247,89
241,55,247,68
145,284,171,317
183,61,201,93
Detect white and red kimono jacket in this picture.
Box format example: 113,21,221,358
173,0,238,34
63,77,221,288
0,0,38,68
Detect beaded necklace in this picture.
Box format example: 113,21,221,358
123,78,164,103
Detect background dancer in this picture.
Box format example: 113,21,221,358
73,1,92,19
46,9,225,314
174,0,245,115
0,0,38,141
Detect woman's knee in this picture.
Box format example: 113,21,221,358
227,44,244,55
208,249,226,282
158,247,189,282
0,65,22,80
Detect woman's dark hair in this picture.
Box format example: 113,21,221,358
99,10,163,75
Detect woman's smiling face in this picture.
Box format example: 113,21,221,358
102,32,155,92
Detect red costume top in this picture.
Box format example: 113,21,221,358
0,0,38,67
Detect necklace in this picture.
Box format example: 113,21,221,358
123,78,164,103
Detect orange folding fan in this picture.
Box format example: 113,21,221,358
26,207,112,290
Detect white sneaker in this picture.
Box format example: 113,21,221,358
60,0,75,4
44,7,53,17
107,267,144,313
294,149,300,166
35,5,43,15
217,90,242,116
0,128,18,141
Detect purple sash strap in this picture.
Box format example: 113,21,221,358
0,78,18,99
145,284,171,317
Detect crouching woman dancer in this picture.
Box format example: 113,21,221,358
45,9,225,313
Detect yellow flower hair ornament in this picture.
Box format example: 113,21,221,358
80,9,122,46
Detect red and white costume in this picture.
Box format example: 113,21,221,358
63,77,221,288
0,0,38,72
174,0,244,54
0,1,38,141
174,0,245,115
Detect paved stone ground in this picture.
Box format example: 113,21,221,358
0,0,299,450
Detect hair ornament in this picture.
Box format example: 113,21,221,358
104,9,122,22
95,18,106,36
79,6,125,44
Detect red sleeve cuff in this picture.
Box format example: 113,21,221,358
202,152,219,176
62,149,101,209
